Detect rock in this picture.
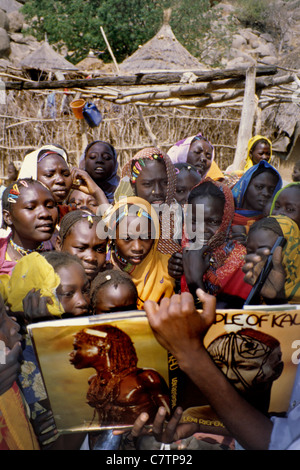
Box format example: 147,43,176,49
231,34,247,49
253,42,277,58
0,8,9,30
0,27,10,56
8,40,33,65
259,55,278,65
0,0,22,13
7,10,24,32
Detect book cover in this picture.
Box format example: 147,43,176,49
28,308,300,433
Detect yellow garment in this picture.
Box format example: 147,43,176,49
243,135,272,172
270,215,300,304
5,252,64,316
0,383,40,450
107,197,175,309
206,161,224,181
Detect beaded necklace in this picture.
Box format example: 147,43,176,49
9,238,44,257
114,246,135,274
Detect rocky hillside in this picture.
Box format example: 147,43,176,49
0,0,300,71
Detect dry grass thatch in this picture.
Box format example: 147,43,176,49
19,41,79,72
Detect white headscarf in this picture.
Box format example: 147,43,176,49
18,144,68,180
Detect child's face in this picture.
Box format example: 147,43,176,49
56,263,90,317
0,297,21,350
187,195,224,245
68,189,98,214
59,220,107,281
133,160,168,205
250,142,271,165
292,164,300,182
246,228,279,257
175,170,201,206
84,142,116,182
187,139,213,177
94,283,137,314
272,186,300,228
243,172,278,212
115,215,154,265
37,153,72,203
4,183,57,247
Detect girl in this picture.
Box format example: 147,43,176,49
269,182,300,229
106,197,175,309
67,188,98,214
231,160,282,233
245,215,300,304
0,179,58,276
181,179,252,308
55,210,107,282
90,270,138,314
18,144,108,219
243,135,272,171
118,147,180,255
83,140,120,204
174,163,202,207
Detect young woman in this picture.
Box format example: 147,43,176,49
181,179,252,308
106,196,175,309
55,210,107,282
231,160,282,232
174,163,202,207
83,140,120,203
243,135,272,171
0,179,58,276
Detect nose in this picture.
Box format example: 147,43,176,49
37,204,53,219
75,292,89,309
131,239,144,253
55,172,66,186
82,249,97,264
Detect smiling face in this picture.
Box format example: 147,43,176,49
271,186,300,228
186,138,213,177
115,215,154,266
58,219,107,281
37,153,72,203
84,142,116,183
250,141,271,165
3,182,58,249
133,159,168,205
242,171,279,212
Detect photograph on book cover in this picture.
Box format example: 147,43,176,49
28,312,169,433
170,308,300,431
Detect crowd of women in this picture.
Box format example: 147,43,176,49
0,132,299,451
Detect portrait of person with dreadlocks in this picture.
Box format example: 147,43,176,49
69,324,170,426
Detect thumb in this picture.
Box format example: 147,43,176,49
196,288,216,333
272,245,283,268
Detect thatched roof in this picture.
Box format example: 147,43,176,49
19,41,78,72
120,10,207,73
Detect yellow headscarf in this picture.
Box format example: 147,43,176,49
244,135,272,172
4,252,64,316
270,215,300,304
107,196,175,309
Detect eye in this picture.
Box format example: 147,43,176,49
95,245,106,253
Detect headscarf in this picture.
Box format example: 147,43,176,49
182,179,251,299
4,252,64,317
83,140,120,203
106,196,175,309
232,160,282,219
167,133,222,180
18,144,68,180
269,215,300,304
270,182,300,217
244,135,272,172
119,147,180,255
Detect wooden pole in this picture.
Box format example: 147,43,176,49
229,65,257,171
100,26,120,75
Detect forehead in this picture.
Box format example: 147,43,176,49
189,139,213,152
177,169,201,186
248,228,278,246
250,171,278,186
66,219,105,243
16,183,54,202
137,159,167,178
37,153,68,170
117,215,153,235
191,194,224,212
56,262,87,284
252,142,270,151
277,186,300,203
96,283,135,302
86,142,114,156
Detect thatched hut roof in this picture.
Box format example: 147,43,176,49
120,10,208,73
19,40,78,72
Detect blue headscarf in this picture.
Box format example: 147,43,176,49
84,140,120,203
232,160,282,217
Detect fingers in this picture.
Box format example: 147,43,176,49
130,412,149,439
152,407,183,444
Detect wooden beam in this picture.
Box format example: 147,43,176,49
3,66,278,90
